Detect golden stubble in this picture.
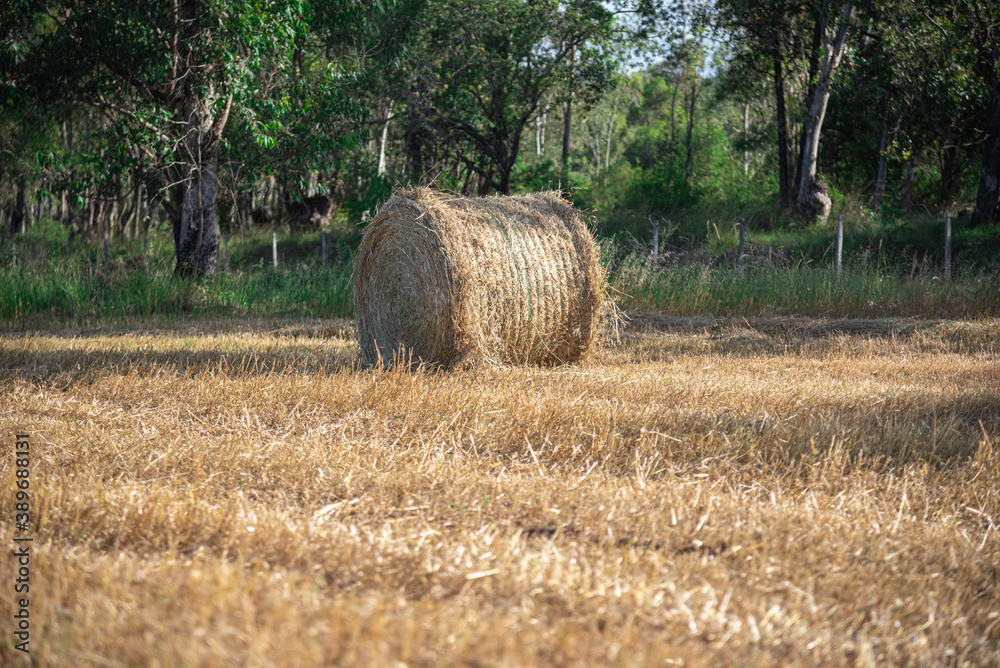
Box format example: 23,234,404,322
1,315,998,666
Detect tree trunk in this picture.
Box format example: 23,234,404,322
122,180,142,239
86,191,96,236
66,102,76,230
969,50,1000,228
536,113,543,156
98,198,110,270
541,107,546,153
743,99,750,177
377,103,393,177
899,152,915,211
405,109,424,185
669,72,680,161
33,187,42,226
476,169,492,196
134,182,144,239
938,140,962,207
461,164,475,195
495,165,511,196
42,182,52,222
174,95,230,278
12,176,26,234
109,200,119,241
684,78,699,182
772,39,791,208
796,2,854,221
561,96,572,187
792,18,824,202
873,90,890,209
604,104,614,173
587,117,601,175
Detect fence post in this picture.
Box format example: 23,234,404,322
322,230,328,268
143,237,148,267
104,237,110,264
272,231,278,269
651,219,659,270
738,217,746,266
944,212,951,279
223,234,230,272
836,214,844,280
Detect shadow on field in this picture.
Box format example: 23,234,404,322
0,317,357,340
616,312,1000,358
602,393,1000,471
0,342,360,386
624,312,960,338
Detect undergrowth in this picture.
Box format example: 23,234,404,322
1,225,997,327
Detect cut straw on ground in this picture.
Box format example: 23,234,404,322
1,314,998,665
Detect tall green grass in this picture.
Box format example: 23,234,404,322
0,263,355,326
610,252,1000,319
0,225,357,326
2,236,997,328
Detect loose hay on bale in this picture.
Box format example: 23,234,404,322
353,187,608,368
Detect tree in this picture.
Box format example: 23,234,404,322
949,0,1000,228
398,0,652,195
716,0,816,210
792,1,854,221
2,1,384,277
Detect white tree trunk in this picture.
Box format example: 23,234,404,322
541,109,546,151
604,104,614,172
873,115,889,209
536,114,542,156
796,3,854,207
378,103,393,177
743,100,750,176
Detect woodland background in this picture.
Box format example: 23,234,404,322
1,0,998,315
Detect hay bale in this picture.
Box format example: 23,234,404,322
353,187,607,368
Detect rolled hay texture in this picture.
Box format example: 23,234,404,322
354,187,607,368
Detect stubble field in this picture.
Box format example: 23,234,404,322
1,314,999,666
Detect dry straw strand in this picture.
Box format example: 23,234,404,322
353,187,607,368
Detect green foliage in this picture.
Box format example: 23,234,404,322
1,0,393,271
2,0,999,301
18,215,68,245
399,0,640,193
510,159,563,194
573,70,768,239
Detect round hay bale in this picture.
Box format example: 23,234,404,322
353,187,607,368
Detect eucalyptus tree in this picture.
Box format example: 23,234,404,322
2,0,389,277
716,0,836,211
838,1,978,211
843,0,998,221
943,0,1000,228
397,0,657,195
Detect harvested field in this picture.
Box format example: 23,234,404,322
1,314,999,666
